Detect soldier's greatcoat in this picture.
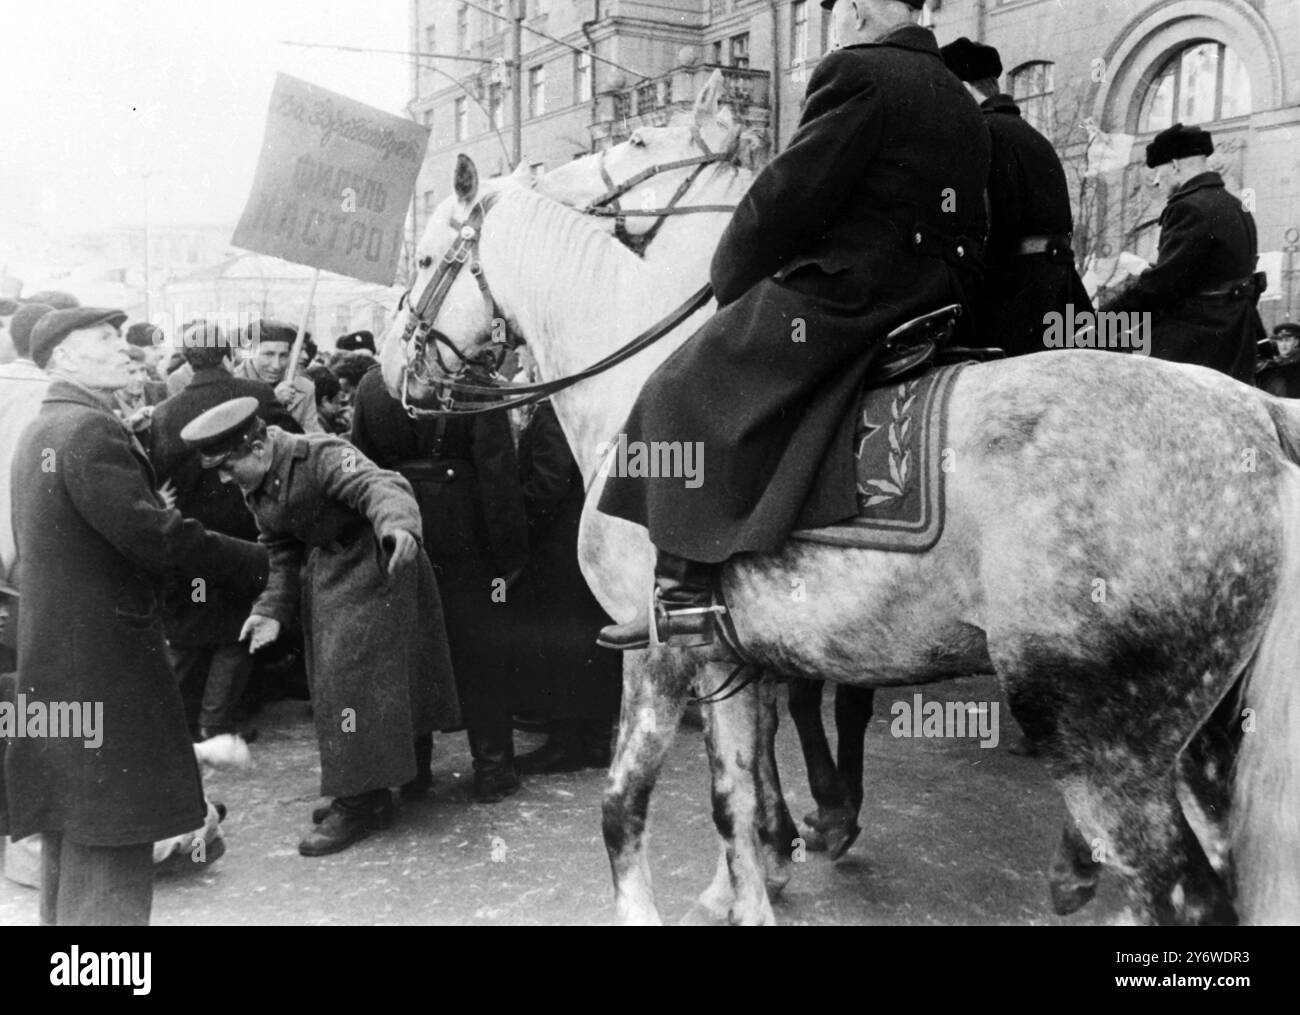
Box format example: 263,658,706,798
243,427,459,798
974,94,1093,358
597,25,991,561
1102,171,1263,382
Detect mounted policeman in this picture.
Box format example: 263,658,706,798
1098,123,1265,381
597,0,991,650
940,37,1093,360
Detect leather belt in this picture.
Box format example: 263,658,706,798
393,458,473,482
1016,234,1072,258
1197,272,1267,301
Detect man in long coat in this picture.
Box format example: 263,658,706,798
149,325,296,740
2,308,265,925
1100,123,1264,381
598,0,991,649
350,366,529,802
190,399,460,854
941,38,1093,358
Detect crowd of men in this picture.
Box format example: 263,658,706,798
0,297,620,925
0,0,1294,928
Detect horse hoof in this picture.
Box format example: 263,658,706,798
824,821,862,862
1049,878,1098,916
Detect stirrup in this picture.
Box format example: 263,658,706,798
649,586,726,649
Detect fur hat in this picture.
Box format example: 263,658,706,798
1146,123,1214,168
940,37,1003,82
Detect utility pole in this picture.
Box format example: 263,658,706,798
140,170,153,321
511,0,524,166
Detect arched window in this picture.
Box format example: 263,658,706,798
1010,62,1055,137
1138,41,1251,132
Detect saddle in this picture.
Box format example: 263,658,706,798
874,304,1005,385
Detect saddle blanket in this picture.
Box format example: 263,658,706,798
792,362,967,552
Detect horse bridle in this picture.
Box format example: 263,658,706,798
394,123,742,418
396,190,524,415
582,122,742,255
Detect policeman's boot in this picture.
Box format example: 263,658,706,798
299,789,392,857
597,551,721,651
468,725,521,803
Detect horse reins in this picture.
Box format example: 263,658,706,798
395,123,742,418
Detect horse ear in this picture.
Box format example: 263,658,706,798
455,154,479,204
694,69,724,124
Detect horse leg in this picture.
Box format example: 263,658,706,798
698,661,776,926
787,677,857,855
603,648,690,926
755,673,798,896
1058,775,1236,925
1048,819,1102,915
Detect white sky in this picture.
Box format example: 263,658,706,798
0,0,411,234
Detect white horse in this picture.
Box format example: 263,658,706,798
379,115,1300,927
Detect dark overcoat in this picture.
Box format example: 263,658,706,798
243,427,460,798
148,367,294,646
1102,172,1263,382
974,94,1093,358
3,381,265,846
509,402,620,722
597,25,991,561
350,368,528,729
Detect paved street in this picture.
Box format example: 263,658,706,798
0,673,1127,926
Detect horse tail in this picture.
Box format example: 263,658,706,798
1232,400,1300,923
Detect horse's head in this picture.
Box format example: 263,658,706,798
378,155,531,409
537,70,761,244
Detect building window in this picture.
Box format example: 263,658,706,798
424,24,436,53
575,49,593,103
730,33,750,70
528,65,546,118
791,1,808,67
456,5,469,52
1138,41,1251,133
820,6,832,53
710,40,724,65
489,83,504,129
1011,61,1054,136
454,97,468,140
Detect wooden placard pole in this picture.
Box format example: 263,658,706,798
285,267,321,384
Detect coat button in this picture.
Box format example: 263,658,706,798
956,245,965,257
446,468,456,478
914,232,923,244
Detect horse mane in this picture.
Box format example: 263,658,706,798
482,181,660,375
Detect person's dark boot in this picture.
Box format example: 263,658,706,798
516,720,586,775
311,791,395,827
598,551,721,651
468,726,521,803
299,789,391,856
401,732,435,800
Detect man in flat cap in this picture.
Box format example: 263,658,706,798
3,308,265,924
941,37,1093,359
1099,123,1264,381
234,319,322,433
183,397,459,854
599,0,990,650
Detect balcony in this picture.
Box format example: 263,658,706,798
590,64,770,148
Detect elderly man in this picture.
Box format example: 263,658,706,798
1100,123,1264,381
234,321,321,432
2,308,264,925
598,0,991,649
